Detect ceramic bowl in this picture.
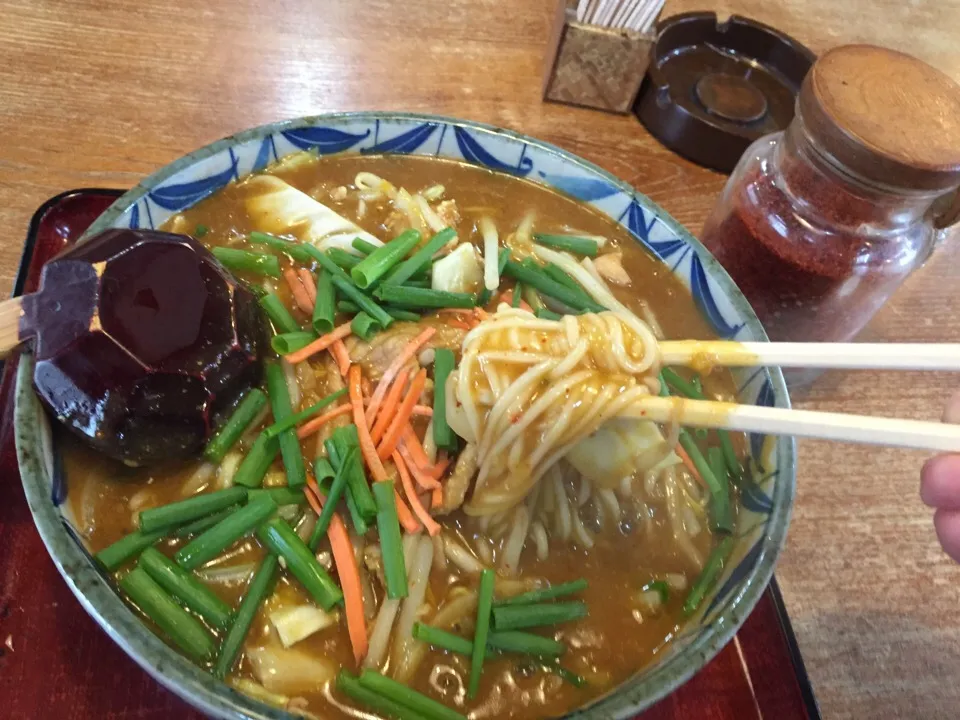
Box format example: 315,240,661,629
14,112,795,719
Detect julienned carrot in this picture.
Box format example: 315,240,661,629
676,445,707,490
411,405,433,417
393,451,440,536
397,440,440,491
474,307,489,320
446,318,472,330
428,453,452,481
285,322,353,364
296,404,353,439
284,268,314,314
348,365,388,482
331,339,351,378
369,371,408,445
376,368,427,461
431,485,443,509
434,308,476,317
364,327,436,424
304,480,368,663
297,268,317,306
394,488,421,534
399,425,437,475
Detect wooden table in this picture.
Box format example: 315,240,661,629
2,1,960,717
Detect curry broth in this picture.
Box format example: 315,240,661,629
64,153,741,719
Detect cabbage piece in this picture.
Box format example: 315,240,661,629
244,175,381,252
431,243,482,294
268,604,338,648
565,419,680,490
246,643,336,695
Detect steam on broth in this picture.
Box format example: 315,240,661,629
65,152,745,719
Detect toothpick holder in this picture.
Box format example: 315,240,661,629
542,2,657,114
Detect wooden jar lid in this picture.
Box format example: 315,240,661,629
799,45,960,191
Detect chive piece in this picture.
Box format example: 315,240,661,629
403,278,431,289
432,349,458,452
540,662,587,688
532,233,600,257
174,494,277,570
351,311,381,341
542,263,592,303
138,547,233,630
678,430,732,533
337,300,420,322
313,268,336,335
657,371,670,398
372,481,408,599
232,433,279,488
313,456,336,483
265,362,307,488
302,244,350,280
375,285,475,309
96,528,167,571
358,669,467,720
352,238,379,255
325,442,368,535
642,580,671,605
493,578,588,606
204,389,268,463
502,260,605,313
259,293,300,334
172,505,240,538
139,487,248,533
522,286,545,311
384,227,455,285
119,567,215,661
257,518,343,609
328,247,363,271
249,231,314,263
352,229,421,289
535,308,562,321
413,622,476,657
330,274,394,328
308,448,354,551
215,554,279,678
486,631,565,658
271,330,318,355
194,224,209,238
469,568,496,698
212,247,281,278
511,282,523,308
660,367,704,400
708,446,734,534
332,426,377,520
691,375,704,394
491,601,588,631
683,536,735,616
719,431,745,484
336,671,420,720
263,388,348,439
248,486,307,506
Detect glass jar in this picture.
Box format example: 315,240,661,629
700,45,960,388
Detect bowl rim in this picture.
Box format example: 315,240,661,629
16,111,796,720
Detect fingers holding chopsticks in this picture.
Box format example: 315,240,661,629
920,389,960,562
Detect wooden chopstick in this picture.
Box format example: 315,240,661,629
658,341,960,372
626,396,960,452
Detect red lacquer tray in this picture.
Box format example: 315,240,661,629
0,190,821,720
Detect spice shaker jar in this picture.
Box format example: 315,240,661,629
700,45,960,388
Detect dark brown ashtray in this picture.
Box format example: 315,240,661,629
635,12,815,173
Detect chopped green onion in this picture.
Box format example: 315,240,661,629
119,567,215,661
249,231,314,263
719,431,745,484
486,630,565,658
232,432,279,488
708,446,734,533
257,518,343,609
313,268,336,335
522,286,545,311
358,669,467,720
351,311,381,341
532,233,600,257
331,425,377,520
265,362,307,488
683,536,735,616
540,662,586,688
327,247,362,271
212,247,281,278
641,579,671,605
542,263,593,304
95,527,167,571
259,293,301,334
413,622,483,657
352,238,379,255
204,389,268,463
372,481,407,599
215,554,279,678
308,448,355,551
263,388,348,439
352,229,421,289
313,456,335,483
271,330,318,355
678,430,732,533
174,493,277,570
492,601,588,631
247,486,306,506
172,506,240,538
337,300,420,322
494,578,588,606
432,349,458,452
657,371,670,398
139,487,248,533
469,568,496,698
375,285,475,309
511,282,523,307
384,227,455,285
660,368,704,400
502,260,605,313
325,441,368,534
138,547,233,630
194,224,209,238
336,671,419,720
535,308,562,321
330,274,394,328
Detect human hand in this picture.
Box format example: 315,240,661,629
920,389,960,562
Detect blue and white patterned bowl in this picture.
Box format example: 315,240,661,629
14,113,794,719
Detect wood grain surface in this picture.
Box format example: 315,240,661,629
2,1,960,718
